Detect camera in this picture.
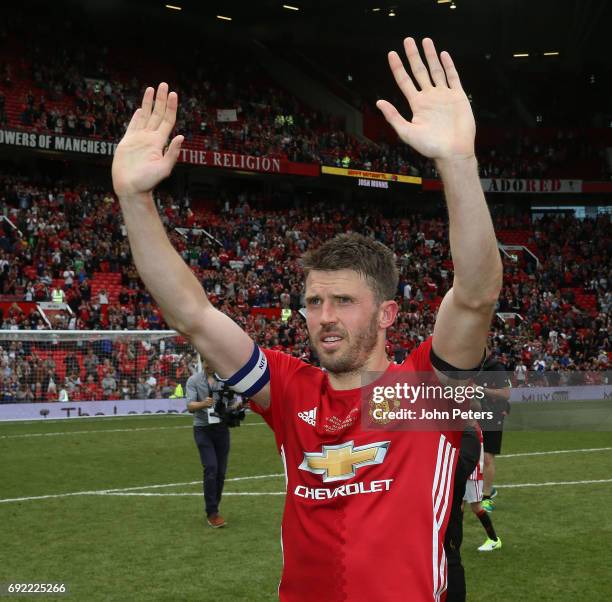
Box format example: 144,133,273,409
211,383,246,427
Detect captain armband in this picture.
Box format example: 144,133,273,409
429,346,486,380
215,344,270,397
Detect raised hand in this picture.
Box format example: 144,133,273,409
112,83,184,197
376,38,476,162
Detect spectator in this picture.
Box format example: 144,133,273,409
101,371,117,397
51,286,65,304
82,374,102,401
136,375,149,399
514,360,528,386
83,348,99,376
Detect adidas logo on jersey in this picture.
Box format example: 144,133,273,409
298,407,317,426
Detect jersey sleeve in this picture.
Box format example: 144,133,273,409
403,337,463,447
250,349,307,448
403,336,435,371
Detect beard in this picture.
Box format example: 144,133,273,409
311,312,380,375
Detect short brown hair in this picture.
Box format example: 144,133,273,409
301,233,399,303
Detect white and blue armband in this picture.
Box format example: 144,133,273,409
215,344,270,397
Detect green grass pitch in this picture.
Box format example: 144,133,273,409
1,408,611,601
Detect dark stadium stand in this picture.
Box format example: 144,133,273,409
1,5,610,179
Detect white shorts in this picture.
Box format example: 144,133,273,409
463,479,483,503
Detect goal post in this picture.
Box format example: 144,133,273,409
0,330,199,405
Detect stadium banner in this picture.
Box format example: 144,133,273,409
0,128,118,156
0,301,37,314
481,178,583,193
0,128,319,177
357,178,390,190
0,398,190,422
422,178,583,193
510,384,611,403
216,108,238,122
321,165,421,185
178,148,319,177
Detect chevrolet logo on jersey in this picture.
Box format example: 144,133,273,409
299,440,390,483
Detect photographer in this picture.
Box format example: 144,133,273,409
186,363,245,528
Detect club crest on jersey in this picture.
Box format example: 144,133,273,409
299,440,390,483
297,407,317,426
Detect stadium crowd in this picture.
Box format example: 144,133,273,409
0,14,610,180
0,172,609,402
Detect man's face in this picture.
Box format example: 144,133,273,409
305,269,385,375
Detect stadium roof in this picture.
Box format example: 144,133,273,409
66,0,611,72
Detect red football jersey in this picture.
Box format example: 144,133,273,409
253,337,461,602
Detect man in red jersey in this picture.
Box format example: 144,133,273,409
112,37,501,601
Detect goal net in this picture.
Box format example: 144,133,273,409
0,330,198,404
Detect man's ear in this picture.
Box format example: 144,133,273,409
379,300,399,329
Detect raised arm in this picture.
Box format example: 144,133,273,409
112,83,270,407
377,38,502,372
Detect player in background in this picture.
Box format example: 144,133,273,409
475,350,512,511
464,421,502,551
111,37,503,601
444,424,481,601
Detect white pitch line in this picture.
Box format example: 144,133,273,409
0,421,266,440
98,492,286,497
0,473,285,504
95,479,612,497
0,446,610,504
93,473,284,493
81,478,612,496
226,473,284,482
0,425,191,440
101,480,612,497
0,489,113,504
498,447,612,458
1,475,611,505
0,414,188,426
496,478,612,489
